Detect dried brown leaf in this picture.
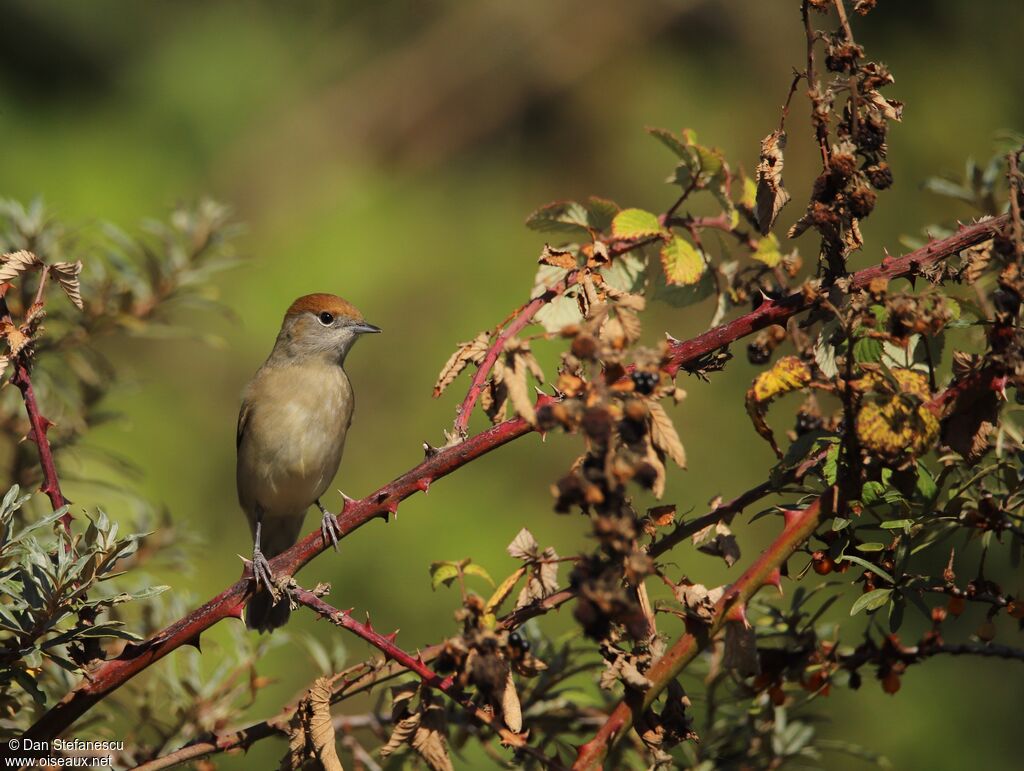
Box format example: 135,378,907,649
538,244,577,270
755,130,791,234
691,521,740,567
0,250,41,283
501,670,523,733
649,402,686,469
50,261,84,310
507,528,539,561
433,331,490,396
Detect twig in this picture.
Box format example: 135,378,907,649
0,293,70,531
26,216,1005,744
292,585,527,748
573,496,828,770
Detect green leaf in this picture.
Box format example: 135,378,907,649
752,233,783,267
850,588,893,616
601,252,647,294
880,519,913,530
861,481,885,505
525,201,591,234
823,441,841,484
915,463,937,502
429,562,459,590
463,563,494,587
839,554,896,585
660,236,705,286
856,542,885,552
853,336,883,364
647,127,690,157
611,208,663,239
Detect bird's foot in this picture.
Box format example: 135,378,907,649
317,498,342,551
250,521,278,598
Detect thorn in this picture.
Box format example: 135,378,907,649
763,566,784,595
384,630,400,644
185,633,202,651
226,603,244,620
423,441,439,458
364,612,374,632
757,288,775,306
725,601,750,627
416,478,431,494
783,509,802,528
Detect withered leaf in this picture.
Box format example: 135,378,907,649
507,528,539,561
755,130,791,235
538,244,578,270
691,521,740,567
503,340,543,426
671,581,724,626
940,378,1001,465
648,402,686,469
50,261,84,310
1,321,30,357
280,677,344,771
515,547,559,610
599,651,652,691
863,89,904,121
0,250,41,283
959,240,993,285
501,670,523,733
723,621,760,677
745,355,812,457
433,331,491,397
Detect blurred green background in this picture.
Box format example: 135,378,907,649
4,0,1023,768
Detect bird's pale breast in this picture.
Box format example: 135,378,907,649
237,361,354,525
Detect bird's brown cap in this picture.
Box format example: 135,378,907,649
285,293,365,321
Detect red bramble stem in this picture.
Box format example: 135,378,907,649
292,585,526,747
25,215,1005,743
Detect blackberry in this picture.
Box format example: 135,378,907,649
747,342,772,365
631,370,659,395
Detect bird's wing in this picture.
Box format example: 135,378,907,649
236,399,252,450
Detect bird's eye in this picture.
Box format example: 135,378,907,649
317,311,335,326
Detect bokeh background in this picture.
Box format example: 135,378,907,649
4,0,1024,768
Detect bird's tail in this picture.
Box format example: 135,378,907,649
245,516,303,633
245,589,290,633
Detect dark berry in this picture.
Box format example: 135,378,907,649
747,342,772,365
631,370,659,395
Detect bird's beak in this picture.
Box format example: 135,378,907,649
352,321,382,335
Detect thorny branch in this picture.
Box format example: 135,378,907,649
0,291,70,531
24,213,1009,746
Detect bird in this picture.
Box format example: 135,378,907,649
236,293,380,632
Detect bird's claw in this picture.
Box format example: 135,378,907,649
252,545,275,595
317,499,342,551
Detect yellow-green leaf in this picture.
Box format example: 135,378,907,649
752,233,783,268
660,236,705,286
612,208,663,239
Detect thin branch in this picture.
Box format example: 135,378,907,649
573,495,828,770
452,234,661,435
0,291,70,531
26,215,1005,744
292,585,528,748
662,214,1009,377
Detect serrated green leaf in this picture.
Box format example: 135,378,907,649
612,208,662,239
853,336,883,364
850,588,892,615
660,236,705,286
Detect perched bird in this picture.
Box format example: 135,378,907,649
236,293,380,632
